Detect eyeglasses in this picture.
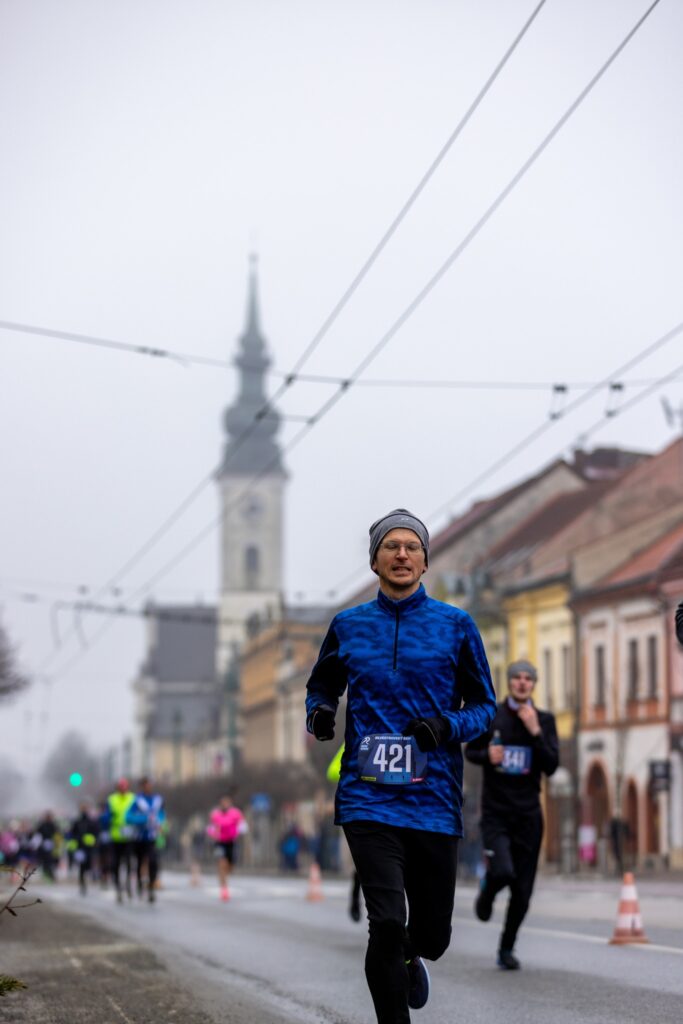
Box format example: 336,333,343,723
380,540,423,554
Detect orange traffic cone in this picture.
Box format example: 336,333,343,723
306,861,324,902
609,872,649,944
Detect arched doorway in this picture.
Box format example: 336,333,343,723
584,761,610,868
586,762,610,836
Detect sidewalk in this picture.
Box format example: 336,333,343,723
0,898,218,1024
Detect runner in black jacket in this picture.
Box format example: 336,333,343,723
465,659,558,970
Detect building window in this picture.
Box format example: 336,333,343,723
561,644,572,709
245,545,260,589
595,645,606,707
627,639,639,701
542,648,553,710
647,635,658,700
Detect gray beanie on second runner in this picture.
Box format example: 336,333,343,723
507,659,538,682
369,508,429,567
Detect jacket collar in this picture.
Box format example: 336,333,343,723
377,583,427,615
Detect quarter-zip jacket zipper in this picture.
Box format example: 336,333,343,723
392,607,400,670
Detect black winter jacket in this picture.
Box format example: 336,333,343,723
465,699,559,818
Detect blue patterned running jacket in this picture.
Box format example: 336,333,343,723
305,584,496,836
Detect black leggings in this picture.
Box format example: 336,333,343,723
344,820,458,1024
481,811,543,951
112,842,132,895
134,839,159,891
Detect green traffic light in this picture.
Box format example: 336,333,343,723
69,772,83,787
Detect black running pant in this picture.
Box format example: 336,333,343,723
134,839,159,892
112,841,132,895
481,810,543,952
344,820,458,1024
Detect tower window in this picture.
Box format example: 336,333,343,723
245,545,260,588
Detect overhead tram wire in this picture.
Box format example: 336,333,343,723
86,0,550,486
2,0,548,387
28,5,549,677
43,0,663,682
2,317,678,395
427,317,683,524
576,356,683,446
37,347,683,646
80,0,670,618
327,318,683,598
3,589,324,641
0,0,547,454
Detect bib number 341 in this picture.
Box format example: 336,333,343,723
357,735,427,785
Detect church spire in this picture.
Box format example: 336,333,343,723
244,252,262,344
220,256,285,477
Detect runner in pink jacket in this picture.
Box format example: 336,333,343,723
206,795,245,901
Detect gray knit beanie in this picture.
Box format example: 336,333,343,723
369,508,429,567
507,659,538,682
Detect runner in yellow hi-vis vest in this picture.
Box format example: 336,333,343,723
327,744,362,922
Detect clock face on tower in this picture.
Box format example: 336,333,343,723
241,495,264,522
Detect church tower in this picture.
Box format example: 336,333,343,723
216,256,287,674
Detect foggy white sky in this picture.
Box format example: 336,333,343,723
1,0,682,782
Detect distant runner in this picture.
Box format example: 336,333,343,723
466,659,559,969
207,795,245,902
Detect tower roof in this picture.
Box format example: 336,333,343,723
220,256,285,476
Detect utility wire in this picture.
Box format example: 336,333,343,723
287,0,549,378
4,590,330,634
3,318,679,394
2,1,548,388
327,320,683,597
577,357,683,444
427,317,683,524
131,0,550,489
40,0,661,679
27,3,548,675
40,346,683,650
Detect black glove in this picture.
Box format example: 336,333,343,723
404,716,450,753
310,707,336,741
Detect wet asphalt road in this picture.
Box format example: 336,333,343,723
3,871,682,1024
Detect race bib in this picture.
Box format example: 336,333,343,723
499,745,532,775
357,735,427,785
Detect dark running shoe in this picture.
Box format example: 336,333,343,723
406,956,430,1009
497,949,520,970
474,878,494,922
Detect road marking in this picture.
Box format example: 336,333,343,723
522,924,683,955
106,995,136,1023
458,915,683,955
62,942,139,957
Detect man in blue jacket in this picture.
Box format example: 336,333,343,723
306,509,496,1024
126,777,166,903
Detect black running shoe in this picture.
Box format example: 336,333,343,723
497,949,520,970
474,879,494,922
406,956,430,1009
